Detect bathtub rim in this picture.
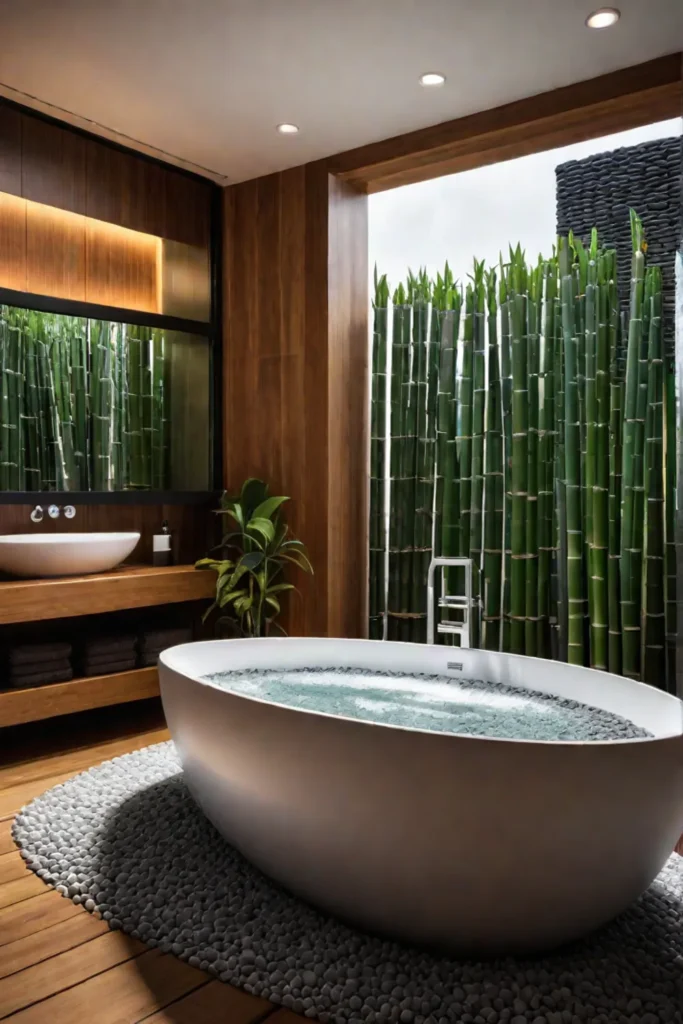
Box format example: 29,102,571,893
159,637,683,746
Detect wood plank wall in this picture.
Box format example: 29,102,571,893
223,165,368,638
0,103,211,246
0,102,213,313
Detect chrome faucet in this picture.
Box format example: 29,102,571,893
30,504,76,523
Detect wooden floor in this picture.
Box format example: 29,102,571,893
0,700,301,1024
2,700,681,1022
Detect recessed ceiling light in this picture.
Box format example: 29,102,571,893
585,7,620,28
419,72,446,87
277,123,299,135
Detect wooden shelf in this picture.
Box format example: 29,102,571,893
0,667,160,728
0,564,214,625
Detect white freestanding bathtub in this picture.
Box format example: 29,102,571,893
158,638,683,954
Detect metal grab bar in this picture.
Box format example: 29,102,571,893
427,557,473,647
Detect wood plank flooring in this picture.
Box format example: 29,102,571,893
1,702,680,1021
0,703,293,1023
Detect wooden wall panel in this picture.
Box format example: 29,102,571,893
223,165,368,639
0,195,161,311
0,192,27,292
164,168,211,248
327,176,369,638
85,141,165,239
84,218,159,311
0,107,21,195
22,117,87,214
0,101,213,248
26,203,86,301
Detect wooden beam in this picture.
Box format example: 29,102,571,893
328,54,683,193
223,168,368,638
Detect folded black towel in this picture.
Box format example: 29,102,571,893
10,643,72,666
140,628,192,650
140,652,161,667
83,656,138,676
85,635,137,657
10,658,72,680
7,667,73,688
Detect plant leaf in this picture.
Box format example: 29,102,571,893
266,582,296,595
278,550,314,574
195,557,222,571
240,478,269,521
246,517,275,543
239,551,265,571
234,595,253,615
252,496,289,521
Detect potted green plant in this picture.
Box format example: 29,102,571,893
196,478,313,638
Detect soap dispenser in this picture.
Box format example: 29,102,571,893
153,520,173,567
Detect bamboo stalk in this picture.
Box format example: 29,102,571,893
607,268,622,675
387,286,411,641
589,254,610,670
369,270,389,640
126,323,145,490
538,259,556,657
553,281,568,663
90,319,114,491
620,210,646,680
483,268,503,651
642,267,665,685
509,248,528,655
469,261,486,648
22,311,42,491
664,358,677,691
0,306,11,491
560,236,585,665
499,265,513,653
406,271,430,643
458,283,474,566
525,259,541,656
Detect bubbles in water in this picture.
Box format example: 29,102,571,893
203,668,650,742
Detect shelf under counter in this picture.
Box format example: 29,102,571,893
0,667,161,727
0,564,215,625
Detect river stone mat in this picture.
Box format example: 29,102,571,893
205,668,652,743
13,742,683,1024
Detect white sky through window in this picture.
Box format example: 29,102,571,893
369,118,682,293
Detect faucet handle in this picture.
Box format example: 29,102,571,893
30,505,44,523
48,505,60,519
64,505,76,519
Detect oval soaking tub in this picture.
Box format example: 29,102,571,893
158,638,683,954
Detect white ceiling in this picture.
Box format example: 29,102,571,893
1,0,681,185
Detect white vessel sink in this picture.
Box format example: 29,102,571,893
0,532,140,578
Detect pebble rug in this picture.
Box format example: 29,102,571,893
12,741,683,1024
